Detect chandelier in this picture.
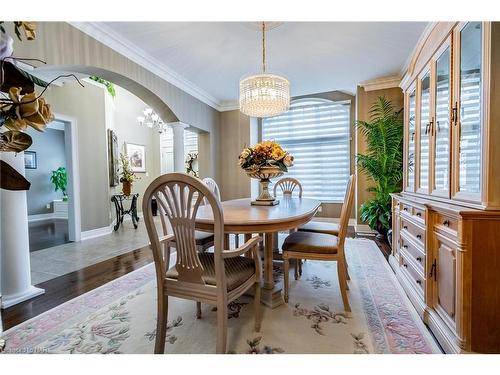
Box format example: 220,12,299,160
239,22,290,118
137,108,166,133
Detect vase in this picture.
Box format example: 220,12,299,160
245,166,284,206
122,181,132,196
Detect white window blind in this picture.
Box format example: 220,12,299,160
262,98,351,202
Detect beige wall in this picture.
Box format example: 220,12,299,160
108,85,161,218
43,82,109,231
355,86,404,225
12,22,220,184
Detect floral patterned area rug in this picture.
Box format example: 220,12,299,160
1,238,441,354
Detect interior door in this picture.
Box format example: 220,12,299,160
417,67,432,195
431,38,452,197
452,21,483,203
405,85,417,193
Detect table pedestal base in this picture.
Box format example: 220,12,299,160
261,284,285,308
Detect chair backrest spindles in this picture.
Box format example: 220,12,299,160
273,177,303,198
202,177,221,204
143,173,225,287
337,175,356,247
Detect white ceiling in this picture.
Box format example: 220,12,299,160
74,22,428,110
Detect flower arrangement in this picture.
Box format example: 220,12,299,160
185,152,198,177
50,167,68,201
238,140,294,173
119,152,138,183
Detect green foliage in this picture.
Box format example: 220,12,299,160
89,76,116,98
356,96,404,232
119,153,137,183
50,167,68,199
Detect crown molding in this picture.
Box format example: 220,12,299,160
359,75,401,92
218,100,240,112
68,22,222,111
400,22,437,79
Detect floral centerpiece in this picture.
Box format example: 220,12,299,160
239,140,294,206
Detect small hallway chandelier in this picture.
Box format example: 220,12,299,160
239,22,290,118
137,108,166,133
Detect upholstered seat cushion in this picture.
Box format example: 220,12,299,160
282,231,339,254
166,253,255,291
298,221,340,235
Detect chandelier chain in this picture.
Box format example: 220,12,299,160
262,21,266,73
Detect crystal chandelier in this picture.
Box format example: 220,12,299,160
137,108,166,133
239,22,290,118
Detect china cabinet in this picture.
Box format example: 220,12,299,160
392,22,500,353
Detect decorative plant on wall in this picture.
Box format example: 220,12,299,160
50,167,68,201
0,21,83,191
89,76,116,98
356,96,403,238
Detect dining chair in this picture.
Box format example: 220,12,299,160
202,177,241,248
273,177,303,278
281,174,355,313
143,173,262,354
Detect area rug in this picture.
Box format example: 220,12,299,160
1,238,441,354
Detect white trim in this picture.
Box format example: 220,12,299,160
400,22,437,78
47,121,66,131
359,75,402,91
1,286,45,309
81,225,113,241
218,101,240,112
53,113,82,242
69,22,221,111
28,213,67,222
354,223,377,235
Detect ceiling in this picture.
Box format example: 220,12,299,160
74,22,429,110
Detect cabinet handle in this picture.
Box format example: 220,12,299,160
416,280,422,285
411,132,415,141
430,259,437,281
416,257,422,262
416,234,422,239
436,120,441,133
403,264,408,268
403,225,408,229
443,220,450,227
416,212,422,217
425,122,431,135
403,245,408,249
403,207,408,211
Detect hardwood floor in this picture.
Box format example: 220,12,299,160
28,219,70,252
1,227,390,331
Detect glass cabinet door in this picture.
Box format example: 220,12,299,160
418,70,431,193
406,88,417,192
432,45,451,196
456,22,482,198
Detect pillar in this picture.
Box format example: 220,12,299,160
0,152,44,309
170,122,189,173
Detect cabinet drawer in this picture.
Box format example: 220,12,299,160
400,202,412,214
413,207,425,222
401,254,425,298
434,213,458,237
400,234,425,271
400,216,425,247
399,202,426,224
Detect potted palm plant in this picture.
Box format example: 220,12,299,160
50,167,68,201
356,96,403,239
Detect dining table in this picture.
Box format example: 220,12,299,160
195,197,321,308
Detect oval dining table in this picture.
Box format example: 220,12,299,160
195,197,321,308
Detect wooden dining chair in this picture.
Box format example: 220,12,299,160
202,176,241,248
273,177,303,278
273,177,303,198
143,173,262,354
282,174,355,313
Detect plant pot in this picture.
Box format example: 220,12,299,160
245,166,284,206
375,220,389,240
122,181,132,196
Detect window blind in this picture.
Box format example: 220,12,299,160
262,98,351,202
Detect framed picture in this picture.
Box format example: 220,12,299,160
108,129,119,186
24,151,37,169
125,143,146,173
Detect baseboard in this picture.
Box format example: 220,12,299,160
81,225,113,241
354,223,377,235
28,212,68,222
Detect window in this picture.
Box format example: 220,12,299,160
262,98,351,202
160,127,199,174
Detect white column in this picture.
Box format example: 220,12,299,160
170,122,189,173
0,152,44,309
